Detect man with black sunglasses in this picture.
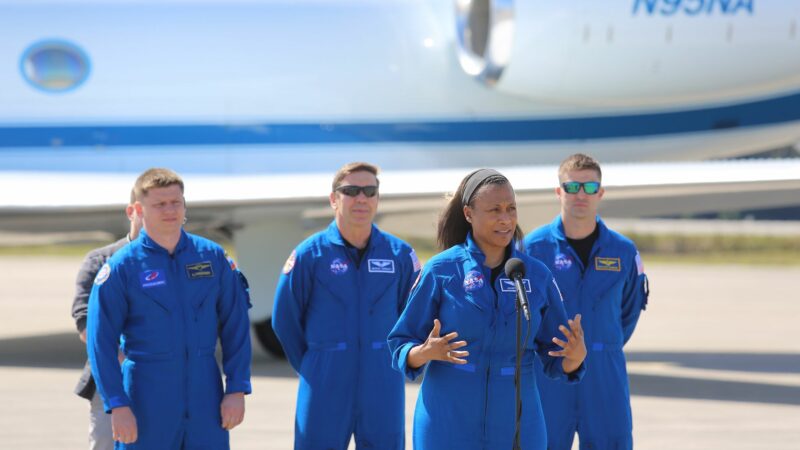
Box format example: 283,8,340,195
523,153,649,450
272,161,421,449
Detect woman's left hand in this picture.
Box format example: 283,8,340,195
548,314,586,374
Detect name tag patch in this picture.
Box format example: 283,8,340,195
186,261,214,279
499,278,531,293
595,257,621,272
139,269,167,288
368,259,395,273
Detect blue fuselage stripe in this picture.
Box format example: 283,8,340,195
2,92,800,148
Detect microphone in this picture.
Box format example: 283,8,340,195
504,258,530,321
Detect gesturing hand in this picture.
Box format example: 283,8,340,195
407,319,469,369
548,314,587,374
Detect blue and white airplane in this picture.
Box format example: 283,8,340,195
2,0,799,353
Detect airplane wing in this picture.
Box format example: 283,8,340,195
3,158,799,354
3,158,798,231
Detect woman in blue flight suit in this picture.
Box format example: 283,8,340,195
388,169,587,450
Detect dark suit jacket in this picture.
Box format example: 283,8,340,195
72,237,129,400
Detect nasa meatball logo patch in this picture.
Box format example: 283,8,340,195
330,257,349,275
282,250,296,274
463,270,485,292
94,263,111,286
554,252,573,271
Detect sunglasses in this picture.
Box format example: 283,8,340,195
335,185,379,197
561,181,601,195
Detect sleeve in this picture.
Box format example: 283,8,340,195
87,262,130,412
72,252,102,333
271,248,311,373
533,275,585,383
217,252,253,395
621,250,649,345
397,247,422,314
387,265,440,381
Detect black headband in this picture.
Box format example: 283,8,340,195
462,168,503,207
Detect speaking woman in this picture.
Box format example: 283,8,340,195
388,169,587,449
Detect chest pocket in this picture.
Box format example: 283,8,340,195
586,270,625,311
188,279,219,317
438,279,493,346
127,284,173,354
497,277,537,318
312,270,350,308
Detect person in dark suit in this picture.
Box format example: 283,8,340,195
72,189,141,450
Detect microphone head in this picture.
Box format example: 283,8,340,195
504,257,525,279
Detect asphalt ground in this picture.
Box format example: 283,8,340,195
1,257,798,449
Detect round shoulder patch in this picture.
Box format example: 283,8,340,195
94,263,111,286
409,249,422,272
635,251,645,275
225,252,238,271
282,249,297,274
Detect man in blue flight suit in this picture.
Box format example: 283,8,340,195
272,162,420,450
524,154,649,450
87,168,252,449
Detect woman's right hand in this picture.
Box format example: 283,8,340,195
407,319,469,369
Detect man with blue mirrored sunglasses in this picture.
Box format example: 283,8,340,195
524,153,649,450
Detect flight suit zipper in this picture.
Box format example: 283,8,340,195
482,284,500,445
170,251,191,420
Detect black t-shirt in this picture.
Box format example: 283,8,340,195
566,225,600,269
343,237,369,268
489,245,513,288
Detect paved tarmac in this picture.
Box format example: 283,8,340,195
1,256,799,449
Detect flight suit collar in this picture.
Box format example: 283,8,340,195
551,215,610,245
324,220,383,251
551,215,617,272
463,232,522,267
139,228,189,255
464,232,487,266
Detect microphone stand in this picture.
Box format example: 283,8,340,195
513,286,523,450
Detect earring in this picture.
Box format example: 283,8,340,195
183,217,187,224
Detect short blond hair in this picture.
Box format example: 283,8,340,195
133,168,184,200
558,153,602,181
331,162,380,192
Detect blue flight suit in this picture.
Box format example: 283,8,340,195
524,216,649,450
87,229,252,450
272,221,420,450
388,234,585,450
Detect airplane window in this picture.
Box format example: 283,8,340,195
20,40,90,93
